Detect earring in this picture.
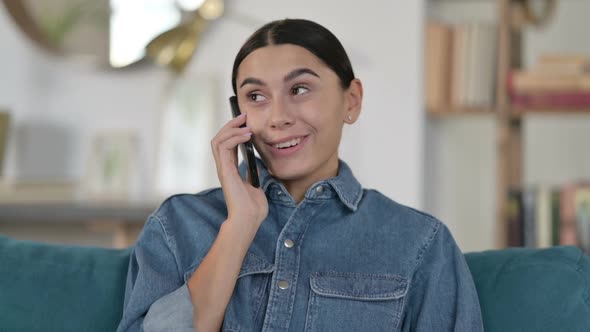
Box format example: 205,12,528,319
347,115,353,121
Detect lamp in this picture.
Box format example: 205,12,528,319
511,0,557,29
145,0,224,74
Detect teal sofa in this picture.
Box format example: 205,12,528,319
1,235,589,331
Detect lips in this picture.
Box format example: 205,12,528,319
265,135,309,157
265,135,307,146
273,137,302,149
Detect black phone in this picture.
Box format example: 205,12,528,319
229,96,260,188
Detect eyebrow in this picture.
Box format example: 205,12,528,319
239,68,320,89
284,68,320,82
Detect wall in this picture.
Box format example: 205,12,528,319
0,1,426,246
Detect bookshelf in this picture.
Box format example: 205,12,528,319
426,0,590,249
427,107,496,117
496,0,522,249
511,108,590,117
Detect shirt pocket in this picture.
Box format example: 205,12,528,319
305,272,408,332
220,251,274,332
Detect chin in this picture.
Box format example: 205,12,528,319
264,157,311,181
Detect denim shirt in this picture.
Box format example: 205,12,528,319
117,159,483,332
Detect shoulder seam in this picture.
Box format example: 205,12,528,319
412,218,442,273
154,188,223,215
362,189,444,273
149,213,182,279
364,189,441,222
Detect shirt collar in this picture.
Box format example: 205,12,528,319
238,158,363,211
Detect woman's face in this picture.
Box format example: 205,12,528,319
236,44,362,183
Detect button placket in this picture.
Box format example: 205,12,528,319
261,201,322,332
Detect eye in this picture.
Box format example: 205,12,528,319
291,85,309,96
247,93,266,102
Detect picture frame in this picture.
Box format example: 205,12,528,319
82,130,138,201
155,73,220,198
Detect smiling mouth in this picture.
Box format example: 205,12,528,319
274,137,302,149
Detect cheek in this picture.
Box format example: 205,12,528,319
299,97,338,124
245,112,265,133
304,101,344,131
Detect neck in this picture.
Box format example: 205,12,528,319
282,155,339,204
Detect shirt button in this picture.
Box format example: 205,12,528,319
284,239,294,248
278,280,289,289
315,186,324,193
277,191,283,195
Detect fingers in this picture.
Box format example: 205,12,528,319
211,113,250,154
211,120,253,184
213,126,251,147
218,133,252,153
223,112,247,130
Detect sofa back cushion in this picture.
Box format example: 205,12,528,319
0,235,130,331
2,235,589,332
465,245,590,332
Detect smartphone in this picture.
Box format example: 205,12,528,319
229,96,260,188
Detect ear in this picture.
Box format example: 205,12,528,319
344,79,363,124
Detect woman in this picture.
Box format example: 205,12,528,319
117,19,483,332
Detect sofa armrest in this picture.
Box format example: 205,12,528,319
465,246,590,332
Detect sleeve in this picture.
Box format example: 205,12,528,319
116,215,186,332
143,284,195,332
400,223,484,332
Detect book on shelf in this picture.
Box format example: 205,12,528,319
511,91,590,109
560,184,579,246
551,189,561,246
536,54,590,74
536,186,553,248
425,21,452,112
523,187,538,248
509,71,590,94
509,53,590,110
575,188,590,253
506,182,590,254
425,20,497,113
507,188,524,247
451,23,467,109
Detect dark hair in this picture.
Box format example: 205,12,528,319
231,19,355,94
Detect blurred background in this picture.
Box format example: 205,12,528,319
0,0,588,254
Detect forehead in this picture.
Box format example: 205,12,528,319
237,44,327,80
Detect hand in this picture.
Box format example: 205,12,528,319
211,113,269,230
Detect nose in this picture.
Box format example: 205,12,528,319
269,98,295,130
